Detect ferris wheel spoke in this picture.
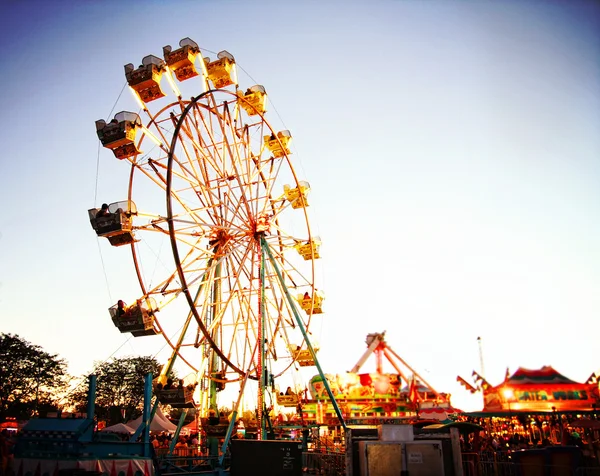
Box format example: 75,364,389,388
263,270,301,349
265,195,298,226
159,265,218,375
179,108,223,177
217,107,259,221
194,102,232,179
205,242,256,334
136,154,219,231
177,125,221,215
250,154,286,217
264,242,314,292
264,227,307,249
170,165,252,230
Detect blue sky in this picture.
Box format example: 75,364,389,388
0,0,599,412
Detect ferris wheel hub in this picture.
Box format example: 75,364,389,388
255,212,272,234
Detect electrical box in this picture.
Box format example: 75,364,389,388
405,441,445,476
357,440,446,476
358,441,402,476
230,440,303,476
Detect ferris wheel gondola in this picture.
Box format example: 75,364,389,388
89,38,341,435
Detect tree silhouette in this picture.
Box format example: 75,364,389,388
0,333,69,419
68,356,166,424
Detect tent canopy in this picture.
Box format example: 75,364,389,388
126,406,177,433
180,419,200,435
101,422,134,434
506,366,578,386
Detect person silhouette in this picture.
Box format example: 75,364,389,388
96,203,110,218
117,300,127,318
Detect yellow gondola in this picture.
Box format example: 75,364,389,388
95,112,142,160
237,85,267,116
264,130,292,158
296,291,324,315
163,37,200,82
125,55,166,102
284,181,310,209
205,51,236,88
294,237,321,260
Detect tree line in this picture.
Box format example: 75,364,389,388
0,333,166,423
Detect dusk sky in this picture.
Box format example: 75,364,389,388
0,0,599,412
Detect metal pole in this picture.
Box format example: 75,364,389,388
142,373,152,456
261,236,347,430
208,257,222,459
169,410,188,456
218,371,252,466
258,240,267,440
86,374,97,423
159,257,216,383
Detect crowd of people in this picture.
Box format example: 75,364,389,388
456,413,600,467
150,432,201,454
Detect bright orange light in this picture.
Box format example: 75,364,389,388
502,388,514,400
165,67,181,98
129,86,146,110
140,125,163,147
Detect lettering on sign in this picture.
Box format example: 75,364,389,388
408,452,423,464
280,446,297,470
515,389,589,402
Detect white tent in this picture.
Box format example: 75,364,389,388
101,422,135,434
126,406,177,433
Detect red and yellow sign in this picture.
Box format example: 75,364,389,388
484,383,600,412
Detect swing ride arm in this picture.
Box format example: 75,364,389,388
350,333,384,373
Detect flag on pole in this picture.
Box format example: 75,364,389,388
472,371,491,390
409,376,420,403
456,375,477,393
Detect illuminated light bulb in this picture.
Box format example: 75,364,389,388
129,86,146,110
198,52,209,93
231,63,239,87
373,374,391,395
165,67,181,98
140,125,163,147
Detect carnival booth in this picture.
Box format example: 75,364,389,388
480,366,600,412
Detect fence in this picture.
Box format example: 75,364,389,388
462,451,600,476
302,451,346,476
155,448,225,475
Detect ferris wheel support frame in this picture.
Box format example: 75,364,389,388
261,236,347,431
209,257,223,413
157,256,217,385
257,240,267,440
218,369,252,467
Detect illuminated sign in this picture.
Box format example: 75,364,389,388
483,384,600,412
515,389,589,402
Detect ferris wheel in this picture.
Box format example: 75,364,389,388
88,38,335,437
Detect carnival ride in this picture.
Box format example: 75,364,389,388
88,37,345,459
14,376,158,476
298,332,458,427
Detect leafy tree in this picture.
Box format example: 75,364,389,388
68,356,165,424
0,333,69,419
